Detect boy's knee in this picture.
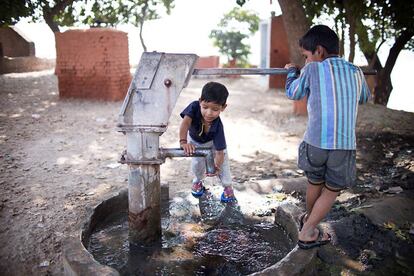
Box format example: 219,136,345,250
307,178,325,186
324,182,344,192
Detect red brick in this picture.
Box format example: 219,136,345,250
269,16,290,89
55,28,131,101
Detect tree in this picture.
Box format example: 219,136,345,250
277,0,311,67
209,7,259,67
236,0,310,67
238,0,414,105
1,0,174,51
0,0,35,26
77,0,174,52
302,0,414,105
0,0,74,32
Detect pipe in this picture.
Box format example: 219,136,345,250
192,68,377,76
120,145,215,245
126,132,161,245
159,147,216,175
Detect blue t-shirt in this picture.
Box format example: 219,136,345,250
285,57,370,150
180,101,227,150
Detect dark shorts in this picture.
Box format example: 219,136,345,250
298,141,356,191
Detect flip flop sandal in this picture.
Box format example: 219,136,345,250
297,229,331,250
299,213,307,231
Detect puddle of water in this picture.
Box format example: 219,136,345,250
88,196,294,275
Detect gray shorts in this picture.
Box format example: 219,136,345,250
188,136,232,187
298,141,356,191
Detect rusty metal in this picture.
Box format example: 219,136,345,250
118,52,198,245
120,147,216,173
118,53,198,128
128,165,161,244
159,147,216,175
119,158,164,165
164,79,172,87
116,125,167,133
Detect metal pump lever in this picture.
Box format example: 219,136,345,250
119,148,216,176
192,68,377,76
159,147,216,175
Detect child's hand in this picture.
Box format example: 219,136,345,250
284,63,298,69
180,142,195,156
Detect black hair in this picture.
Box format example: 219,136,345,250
200,82,229,106
299,25,339,55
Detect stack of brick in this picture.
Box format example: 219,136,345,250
195,56,219,68
55,28,131,101
269,15,307,116
268,15,290,90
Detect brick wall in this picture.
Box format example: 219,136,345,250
0,26,35,57
195,56,220,68
268,16,307,116
55,28,131,101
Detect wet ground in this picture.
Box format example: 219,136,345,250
88,194,294,276
316,132,414,275
0,70,413,275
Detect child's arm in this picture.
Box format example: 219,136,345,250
213,150,224,174
284,63,310,100
179,115,195,155
358,70,371,104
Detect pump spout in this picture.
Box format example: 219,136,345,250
159,147,216,175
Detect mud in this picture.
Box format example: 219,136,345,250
0,70,413,275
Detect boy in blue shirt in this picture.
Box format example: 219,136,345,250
284,25,370,249
179,81,236,203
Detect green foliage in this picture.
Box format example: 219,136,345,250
236,0,247,7
302,0,414,54
0,0,35,26
209,7,259,66
0,0,174,30
302,0,413,105
369,0,414,50
209,30,251,66
75,0,174,28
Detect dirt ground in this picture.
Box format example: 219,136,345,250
0,70,413,275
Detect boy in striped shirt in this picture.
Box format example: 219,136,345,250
284,25,370,249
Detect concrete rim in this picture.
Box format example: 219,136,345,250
63,188,317,276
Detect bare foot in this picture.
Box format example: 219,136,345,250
299,227,330,243
298,228,331,249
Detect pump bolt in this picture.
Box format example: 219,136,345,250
164,79,172,87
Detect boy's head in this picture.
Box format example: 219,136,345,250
200,82,229,106
199,82,228,123
299,25,339,63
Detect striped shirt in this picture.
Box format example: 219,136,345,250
286,57,370,150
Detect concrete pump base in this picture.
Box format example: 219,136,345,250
63,188,317,276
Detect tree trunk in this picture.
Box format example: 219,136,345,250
340,22,345,57
346,16,356,62
139,22,147,52
278,0,310,67
374,73,392,105
42,0,76,33
138,2,148,52
374,29,413,104
343,1,355,62
43,8,61,33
